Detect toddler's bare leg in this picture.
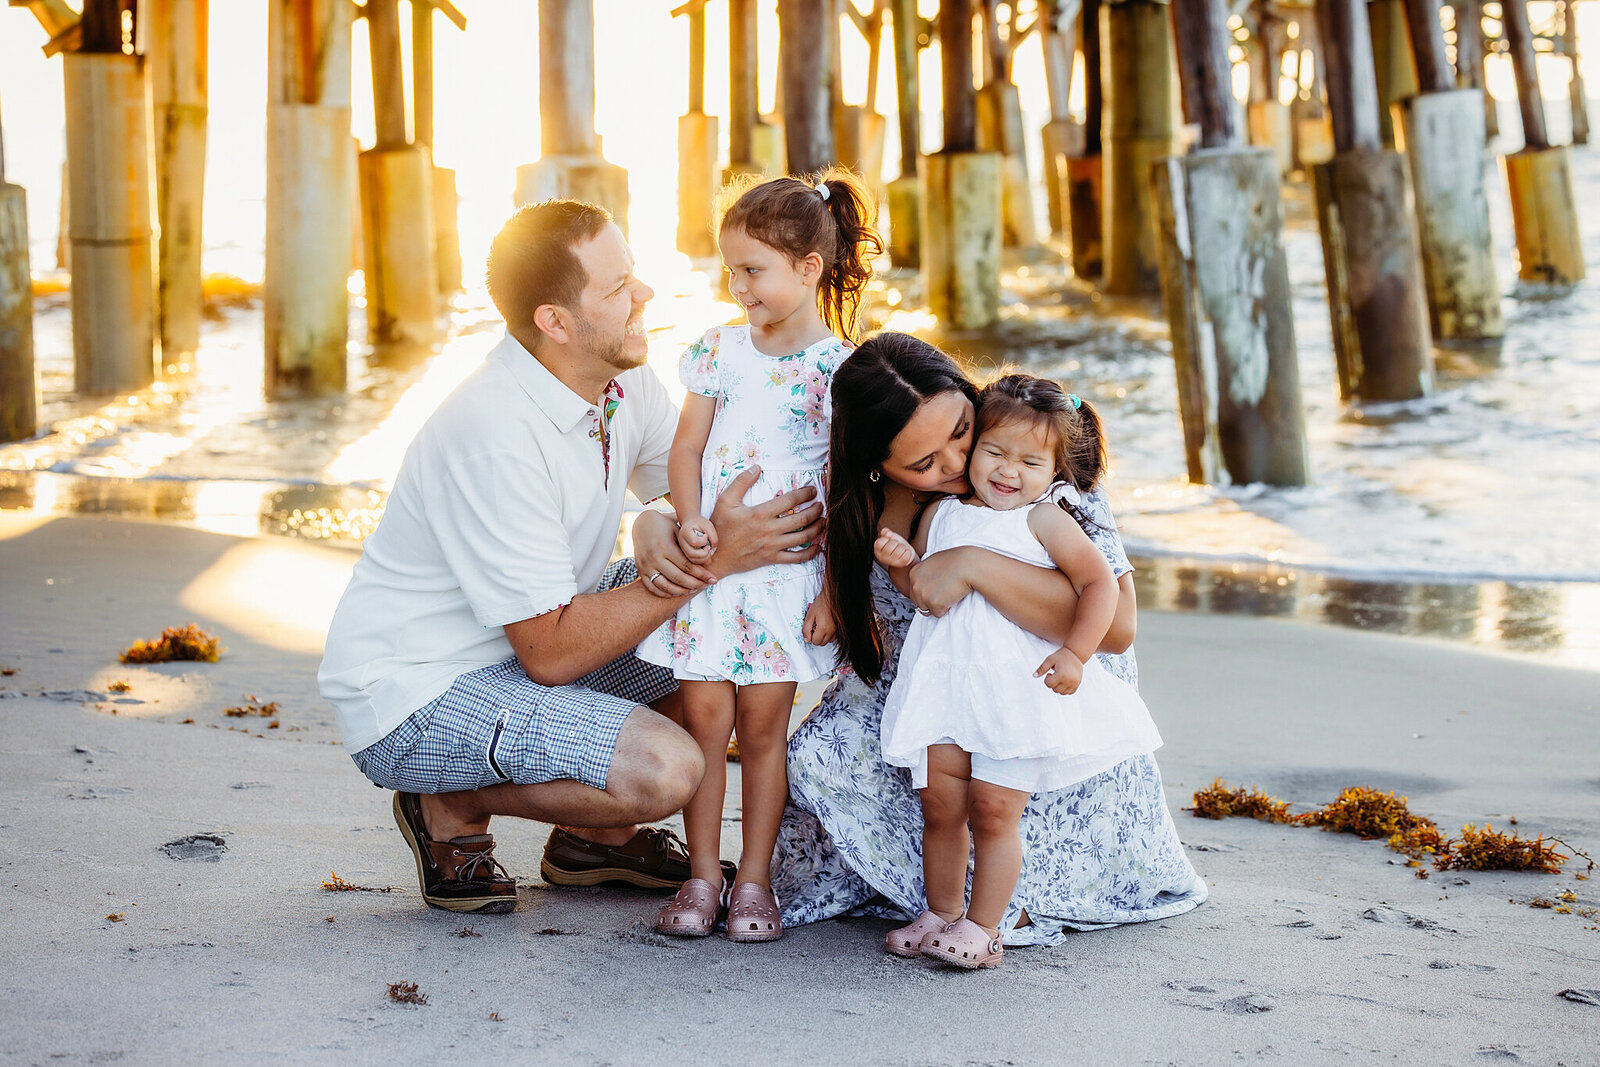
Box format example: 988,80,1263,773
965,779,1031,937
919,744,972,924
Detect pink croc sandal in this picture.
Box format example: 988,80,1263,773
653,877,724,938
885,911,950,959
921,917,1004,969
725,881,783,943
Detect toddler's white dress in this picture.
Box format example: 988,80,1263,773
637,325,845,685
879,485,1163,791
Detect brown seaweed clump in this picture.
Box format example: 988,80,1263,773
224,695,280,718
119,624,223,664
386,982,428,1006
1389,823,1447,860
1190,779,1295,823
1299,786,1438,841
1435,825,1566,874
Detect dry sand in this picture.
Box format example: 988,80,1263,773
2,513,1597,1065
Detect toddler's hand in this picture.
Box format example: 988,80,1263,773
802,595,837,646
1036,648,1085,695
676,516,718,564
873,528,918,570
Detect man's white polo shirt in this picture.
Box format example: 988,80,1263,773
318,332,677,753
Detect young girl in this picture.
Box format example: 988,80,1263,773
637,171,883,942
872,373,1163,969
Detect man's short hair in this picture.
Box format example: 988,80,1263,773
485,200,613,334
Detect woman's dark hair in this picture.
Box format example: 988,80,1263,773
719,169,884,342
826,332,978,685
485,199,612,336
976,372,1109,532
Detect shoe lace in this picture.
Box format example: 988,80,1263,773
454,842,510,882
641,825,688,859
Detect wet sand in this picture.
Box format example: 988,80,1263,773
2,512,1597,1064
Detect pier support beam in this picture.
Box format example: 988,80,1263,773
148,0,207,368
726,0,781,179
1392,0,1502,341
1367,0,1417,147
1499,0,1584,284
1451,0,1496,140
886,0,923,266
1065,0,1104,277
977,1,1039,248
414,0,465,294
266,0,352,396
676,1,719,258
1101,0,1174,295
1313,0,1434,403
778,0,834,175
1246,9,1293,176
516,0,629,225
64,36,159,395
1290,13,1336,168
1,170,37,443
1038,4,1078,237
1564,1,1588,144
1154,0,1309,486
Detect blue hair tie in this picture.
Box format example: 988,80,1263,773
1067,393,1081,409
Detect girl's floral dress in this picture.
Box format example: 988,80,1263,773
637,325,847,684
769,487,1209,944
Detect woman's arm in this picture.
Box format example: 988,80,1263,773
1103,571,1137,654
1027,503,1118,664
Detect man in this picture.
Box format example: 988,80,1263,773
319,200,822,913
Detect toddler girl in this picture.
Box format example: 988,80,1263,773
872,373,1163,968
638,171,883,941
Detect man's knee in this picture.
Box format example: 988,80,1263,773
608,708,704,819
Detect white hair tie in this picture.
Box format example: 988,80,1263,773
815,182,831,202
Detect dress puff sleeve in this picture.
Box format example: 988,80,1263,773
679,328,721,398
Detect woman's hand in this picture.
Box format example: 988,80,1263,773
706,467,824,578
675,515,718,564
905,547,977,617
1035,647,1085,695
632,510,716,598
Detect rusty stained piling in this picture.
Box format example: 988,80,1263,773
64,0,160,396
1064,0,1105,277
1038,2,1080,237
266,0,352,396
675,1,719,258
1311,0,1435,403
1392,0,1503,342
358,0,438,354
1499,0,1585,283
886,0,925,266
147,0,207,367
1,92,39,443
516,0,630,226
975,0,1040,248
415,1,466,294
778,0,835,175
1153,0,1309,487
1101,0,1175,295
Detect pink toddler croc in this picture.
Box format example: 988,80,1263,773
921,916,1004,969
725,881,784,942
885,911,950,958
653,877,724,938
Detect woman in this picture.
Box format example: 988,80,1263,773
769,332,1206,945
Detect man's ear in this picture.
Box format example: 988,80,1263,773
533,303,570,346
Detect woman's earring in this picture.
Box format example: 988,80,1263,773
868,470,881,483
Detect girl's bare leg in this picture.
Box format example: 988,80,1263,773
680,679,738,885
965,778,1032,937
732,680,797,887
919,743,972,924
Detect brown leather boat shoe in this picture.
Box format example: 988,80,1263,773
392,792,517,913
540,825,720,890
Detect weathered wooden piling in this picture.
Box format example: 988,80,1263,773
414,0,466,294
886,0,924,266
358,0,438,352
1499,0,1585,283
727,0,781,178
266,0,353,396
1563,1,1589,144
922,0,1001,328
1,97,38,443
976,0,1040,248
1367,0,1418,147
1452,0,1497,139
675,1,719,258
1311,0,1435,402
1101,0,1175,295
1290,13,1336,168
1153,0,1309,486
147,0,207,367
1392,0,1503,340
1065,0,1105,277
837,0,889,202
65,1,159,395
516,0,630,224
1246,7,1293,176
1038,2,1079,237
778,0,836,175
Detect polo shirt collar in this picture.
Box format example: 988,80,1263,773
491,331,610,434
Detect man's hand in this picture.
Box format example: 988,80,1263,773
632,510,716,598
904,547,976,618
1035,647,1085,695
873,528,919,570
676,515,718,564
706,467,823,578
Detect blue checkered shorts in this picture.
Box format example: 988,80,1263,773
351,559,678,794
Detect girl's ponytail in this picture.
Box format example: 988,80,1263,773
813,169,884,343
1063,396,1108,493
